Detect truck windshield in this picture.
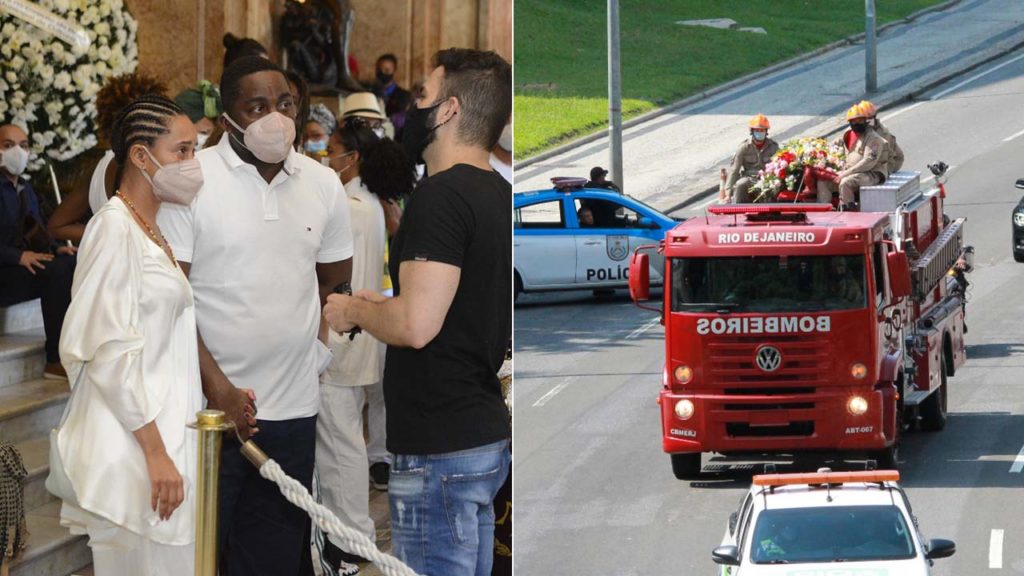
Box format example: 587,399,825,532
671,255,867,313
750,505,916,564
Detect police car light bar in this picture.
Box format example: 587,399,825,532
708,203,834,215
551,177,588,191
752,470,900,487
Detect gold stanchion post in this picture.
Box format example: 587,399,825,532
189,410,232,576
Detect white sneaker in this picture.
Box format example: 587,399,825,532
337,560,360,576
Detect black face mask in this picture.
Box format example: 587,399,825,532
376,71,394,85
850,122,867,134
402,100,448,166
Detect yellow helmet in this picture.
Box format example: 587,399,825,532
858,100,877,118
748,114,770,130
846,104,868,122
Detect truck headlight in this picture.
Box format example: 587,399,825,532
850,363,868,380
674,365,693,385
847,396,869,416
674,399,695,420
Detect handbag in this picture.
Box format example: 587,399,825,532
45,365,86,506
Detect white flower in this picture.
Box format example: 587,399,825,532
10,55,24,69
51,42,65,60
95,22,111,37
5,72,17,84
98,45,111,60
53,71,72,90
55,0,70,11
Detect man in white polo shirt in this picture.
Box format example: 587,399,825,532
159,56,353,576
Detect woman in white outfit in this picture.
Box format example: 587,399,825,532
57,94,205,576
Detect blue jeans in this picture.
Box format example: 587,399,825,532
389,439,511,576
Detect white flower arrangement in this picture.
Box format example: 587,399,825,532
0,0,138,171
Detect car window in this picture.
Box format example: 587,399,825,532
575,198,645,229
516,199,565,229
750,505,915,564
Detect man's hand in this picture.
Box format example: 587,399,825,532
833,174,844,184
56,245,78,256
323,293,357,333
353,289,387,304
208,385,259,441
19,251,52,274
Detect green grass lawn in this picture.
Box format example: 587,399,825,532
514,0,947,159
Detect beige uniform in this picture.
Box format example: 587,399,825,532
819,127,888,204
726,138,779,203
874,119,904,173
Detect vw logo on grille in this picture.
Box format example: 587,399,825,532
755,345,783,372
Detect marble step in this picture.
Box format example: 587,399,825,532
0,299,44,335
0,378,69,445
8,501,91,576
0,328,47,389
14,436,55,511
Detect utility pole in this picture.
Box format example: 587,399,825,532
608,0,624,189
865,0,877,92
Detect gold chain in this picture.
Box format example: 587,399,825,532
115,191,177,266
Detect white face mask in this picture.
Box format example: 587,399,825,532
372,126,386,139
498,124,512,151
196,133,210,150
1,146,29,176
139,147,204,205
224,111,296,164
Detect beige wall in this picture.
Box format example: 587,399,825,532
131,0,511,96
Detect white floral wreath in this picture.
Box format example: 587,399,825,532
0,0,138,172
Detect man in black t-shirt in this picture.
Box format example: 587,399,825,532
324,48,511,576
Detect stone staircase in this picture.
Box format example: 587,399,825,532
1,300,91,576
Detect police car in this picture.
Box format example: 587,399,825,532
712,469,955,575
514,178,679,299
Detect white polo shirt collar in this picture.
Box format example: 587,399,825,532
215,133,301,221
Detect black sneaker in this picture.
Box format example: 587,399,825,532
369,462,389,491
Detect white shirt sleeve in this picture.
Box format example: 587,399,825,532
317,178,354,263
158,200,197,263
60,211,160,432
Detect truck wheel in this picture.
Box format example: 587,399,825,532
920,368,948,431
872,442,899,469
671,453,701,479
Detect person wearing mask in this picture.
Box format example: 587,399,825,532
859,100,904,173
174,80,223,151
371,54,411,138
158,55,353,576
818,104,888,210
48,73,168,243
726,114,779,203
55,94,204,575
340,92,389,139
490,121,512,184
0,124,77,379
304,104,336,160
323,48,511,576
585,166,621,192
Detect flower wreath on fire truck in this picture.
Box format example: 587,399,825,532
749,137,847,203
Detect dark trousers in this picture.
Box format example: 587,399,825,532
218,415,317,576
0,254,75,363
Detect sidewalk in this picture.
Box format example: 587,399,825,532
513,0,1024,211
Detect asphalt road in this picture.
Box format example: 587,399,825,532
513,49,1024,575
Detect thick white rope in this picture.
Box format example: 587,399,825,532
258,458,423,576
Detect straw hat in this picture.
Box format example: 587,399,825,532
341,92,387,120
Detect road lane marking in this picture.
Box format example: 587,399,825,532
884,51,1024,122
532,380,571,407
1004,128,1024,142
626,317,662,340
1009,443,1024,473
990,529,1004,569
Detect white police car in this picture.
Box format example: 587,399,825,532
514,178,679,299
712,469,955,575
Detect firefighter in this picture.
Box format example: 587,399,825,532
818,104,888,210
726,114,779,203
860,100,904,173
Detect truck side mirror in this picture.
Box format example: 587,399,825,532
711,545,741,566
629,252,650,302
886,251,912,301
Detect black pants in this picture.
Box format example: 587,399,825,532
218,415,317,576
0,255,75,363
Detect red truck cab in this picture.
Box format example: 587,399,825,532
631,196,967,479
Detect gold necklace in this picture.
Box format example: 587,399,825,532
115,191,177,266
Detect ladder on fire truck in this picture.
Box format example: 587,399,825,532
909,217,965,300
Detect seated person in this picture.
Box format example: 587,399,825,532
727,114,779,203
0,124,76,379
828,258,862,303
577,206,595,227
817,104,888,210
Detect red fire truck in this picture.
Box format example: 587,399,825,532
629,172,970,478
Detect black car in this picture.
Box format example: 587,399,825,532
1014,179,1024,262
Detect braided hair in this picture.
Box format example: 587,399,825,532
110,94,185,191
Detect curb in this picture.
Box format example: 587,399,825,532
516,0,963,170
